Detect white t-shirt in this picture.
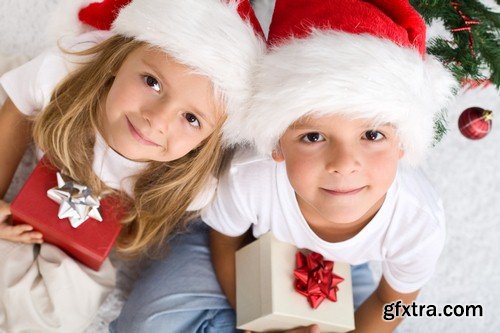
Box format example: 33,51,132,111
202,148,446,293
0,31,215,210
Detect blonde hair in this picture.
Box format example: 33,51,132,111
33,35,225,257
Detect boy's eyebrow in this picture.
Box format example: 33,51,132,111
141,58,215,128
289,121,319,130
358,122,393,129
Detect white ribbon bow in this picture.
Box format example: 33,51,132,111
47,172,102,228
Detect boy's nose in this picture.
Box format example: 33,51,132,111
325,144,360,175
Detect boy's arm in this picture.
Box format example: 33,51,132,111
353,277,419,333
209,228,254,309
0,98,32,198
210,229,318,333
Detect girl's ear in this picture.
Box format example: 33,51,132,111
271,144,285,162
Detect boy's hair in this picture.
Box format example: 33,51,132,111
33,35,225,256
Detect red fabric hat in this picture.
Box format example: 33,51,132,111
268,0,427,55
78,0,132,31
242,0,457,166
79,0,264,38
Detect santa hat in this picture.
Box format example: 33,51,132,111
237,0,457,166
78,0,265,146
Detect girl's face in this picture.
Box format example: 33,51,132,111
273,114,404,227
101,45,220,162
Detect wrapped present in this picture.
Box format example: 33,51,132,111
236,232,355,332
10,157,124,271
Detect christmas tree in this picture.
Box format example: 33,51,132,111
411,0,499,87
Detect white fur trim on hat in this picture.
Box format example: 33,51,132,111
112,0,265,146
242,30,457,166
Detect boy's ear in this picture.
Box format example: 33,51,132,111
271,144,285,162
398,143,405,159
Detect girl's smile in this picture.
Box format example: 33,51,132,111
126,116,161,147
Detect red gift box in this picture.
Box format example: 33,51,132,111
10,158,124,271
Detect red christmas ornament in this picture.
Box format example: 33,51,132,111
458,107,493,140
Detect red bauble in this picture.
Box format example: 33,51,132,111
458,107,493,140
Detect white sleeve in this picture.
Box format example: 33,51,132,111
0,47,73,116
201,167,254,237
186,175,218,211
0,31,113,116
382,221,445,294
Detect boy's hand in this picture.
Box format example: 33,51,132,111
0,200,43,244
245,324,320,333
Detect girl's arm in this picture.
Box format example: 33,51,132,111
0,98,43,243
352,277,419,332
0,98,32,198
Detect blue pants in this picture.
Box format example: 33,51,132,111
109,221,376,333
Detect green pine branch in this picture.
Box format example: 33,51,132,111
411,0,500,87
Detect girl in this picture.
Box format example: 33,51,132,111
0,0,264,331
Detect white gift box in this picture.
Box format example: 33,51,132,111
236,232,355,332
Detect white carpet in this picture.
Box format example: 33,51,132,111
1,1,499,332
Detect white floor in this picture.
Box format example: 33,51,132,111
1,1,499,332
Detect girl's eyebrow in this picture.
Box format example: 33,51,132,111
141,59,171,89
141,59,215,128
191,105,215,128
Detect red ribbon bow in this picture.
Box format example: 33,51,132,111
293,251,344,309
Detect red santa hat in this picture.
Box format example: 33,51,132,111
238,0,457,166
78,0,265,146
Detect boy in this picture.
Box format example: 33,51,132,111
205,0,456,331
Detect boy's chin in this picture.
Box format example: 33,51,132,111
319,210,368,225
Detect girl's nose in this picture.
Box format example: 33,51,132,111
141,101,176,135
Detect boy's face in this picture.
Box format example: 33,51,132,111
101,45,219,162
273,114,404,226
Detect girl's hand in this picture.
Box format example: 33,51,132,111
245,324,320,333
0,200,43,244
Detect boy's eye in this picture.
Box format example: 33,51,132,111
364,130,385,141
301,132,325,143
143,75,161,92
184,113,200,128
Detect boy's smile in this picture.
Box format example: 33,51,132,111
273,114,404,229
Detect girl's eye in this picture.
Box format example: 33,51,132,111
364,130,385,141
184,113,201,128
143,75,161,92
301,132,325,143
